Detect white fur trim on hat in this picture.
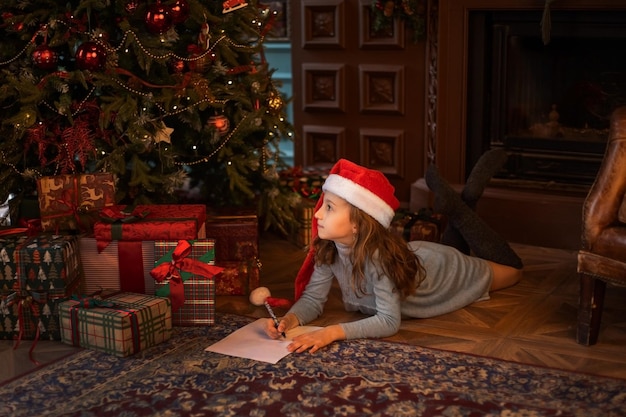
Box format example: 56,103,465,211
323,174,395,228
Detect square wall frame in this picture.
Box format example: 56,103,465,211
302,0,345,49
359,64,405,114
360,128,405,177
302,63,345,112
303,125,346,168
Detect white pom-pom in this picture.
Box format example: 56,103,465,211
249,286,271,306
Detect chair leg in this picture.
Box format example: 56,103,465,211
576,273,607,345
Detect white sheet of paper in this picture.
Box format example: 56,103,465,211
205,318,321,364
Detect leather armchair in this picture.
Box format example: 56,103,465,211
577,106,626,345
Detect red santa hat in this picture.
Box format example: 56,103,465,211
293,159,399,300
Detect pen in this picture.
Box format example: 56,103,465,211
264,301,286,338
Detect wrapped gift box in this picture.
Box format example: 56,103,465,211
59,292,172,357
37,173,116,232
205,210,258,262
279,166,327,200
94,204,206,243
215,260,261,296
0,234,83,341
83,204,207,295
390,209,447,243
279,166,327,248
79,237,156,295
152,240,218,326
291,199,317,248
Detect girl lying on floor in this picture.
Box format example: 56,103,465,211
264,155,523,353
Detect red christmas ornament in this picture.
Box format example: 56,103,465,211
168,58,185,74
145,2,172,34
169,0,190,24
208,115,230,135
75,41,107,71
32,45,59,70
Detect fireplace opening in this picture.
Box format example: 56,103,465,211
466,10,626,193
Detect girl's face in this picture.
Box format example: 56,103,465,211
315,191,357,245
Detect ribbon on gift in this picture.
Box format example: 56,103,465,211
0,219,42,237
8,289,51,365
96,207,152,289
70,294,116,308
41,183,91,233
150,240,224,312
19,218,43,236
96,206,150,253
0,228,29,237
99,206,150,224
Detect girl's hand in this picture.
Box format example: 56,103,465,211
264,313,299,340
287,324,346,354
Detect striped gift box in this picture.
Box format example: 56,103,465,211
59,292,172,357
152,240,216,326
79,237,156,295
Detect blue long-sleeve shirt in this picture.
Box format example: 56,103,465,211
287,240,493,339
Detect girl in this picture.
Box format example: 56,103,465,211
265,156,523,353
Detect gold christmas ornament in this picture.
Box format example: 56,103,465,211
266,92,283,112
191,76,213,99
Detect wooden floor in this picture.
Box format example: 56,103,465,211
219,233,626,380
2,232,625,384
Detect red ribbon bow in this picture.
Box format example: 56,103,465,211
150,240,224,312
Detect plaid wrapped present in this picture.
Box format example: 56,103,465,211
0,234,83,341
59,292,172,357
37,173,116,233
152,240,221,326
390,208,447,243
215,260,261,296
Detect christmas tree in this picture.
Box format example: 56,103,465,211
0,0,298,233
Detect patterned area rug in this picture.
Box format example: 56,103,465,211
1,313,624,417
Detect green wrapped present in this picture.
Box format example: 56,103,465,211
0,233,83,342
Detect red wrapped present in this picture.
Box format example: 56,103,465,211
205,210,258,262
152,240,222,326
94,204,206,246
37,173,116,232
59,292,171,357
390,208,447,243
215,260,261,296
0,234,83,343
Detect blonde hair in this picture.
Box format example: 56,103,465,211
314,205,425,300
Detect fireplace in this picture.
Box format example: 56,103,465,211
418,0,626,249
466,9,626,191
